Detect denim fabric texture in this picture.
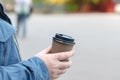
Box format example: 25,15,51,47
0,3,49,80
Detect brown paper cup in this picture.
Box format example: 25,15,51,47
50,33,75,53
51,40,74,53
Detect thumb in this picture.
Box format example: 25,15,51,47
40,46,52,54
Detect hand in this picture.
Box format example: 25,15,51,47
35,47,75,80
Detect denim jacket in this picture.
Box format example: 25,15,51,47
0,3,49,80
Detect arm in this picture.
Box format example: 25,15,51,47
0,57,49,80
0,46,74,80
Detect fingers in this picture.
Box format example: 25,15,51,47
50,60,72,80
59,60,72,69
50,69,67,80
54,50,75,61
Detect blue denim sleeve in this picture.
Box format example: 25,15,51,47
0,57,50,80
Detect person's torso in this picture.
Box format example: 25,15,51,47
0,18,21,66
15,0,31,14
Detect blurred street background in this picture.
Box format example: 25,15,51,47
1,0,120,13
1,0,120,80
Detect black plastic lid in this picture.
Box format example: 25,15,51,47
53,33,75,45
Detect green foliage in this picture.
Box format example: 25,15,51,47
66,0,79,12
65,0,102,12
33,0,43,3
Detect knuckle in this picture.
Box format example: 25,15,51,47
64,52,69,59
66,63,71,68
66,61,72,68
69,61,72,66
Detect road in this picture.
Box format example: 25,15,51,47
9,13,120,80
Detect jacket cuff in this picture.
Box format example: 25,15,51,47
21,57,50,80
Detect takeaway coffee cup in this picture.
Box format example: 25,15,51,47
51,33,75,53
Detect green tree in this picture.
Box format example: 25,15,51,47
33,0,43,3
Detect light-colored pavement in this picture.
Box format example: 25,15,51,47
9,13,120,80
